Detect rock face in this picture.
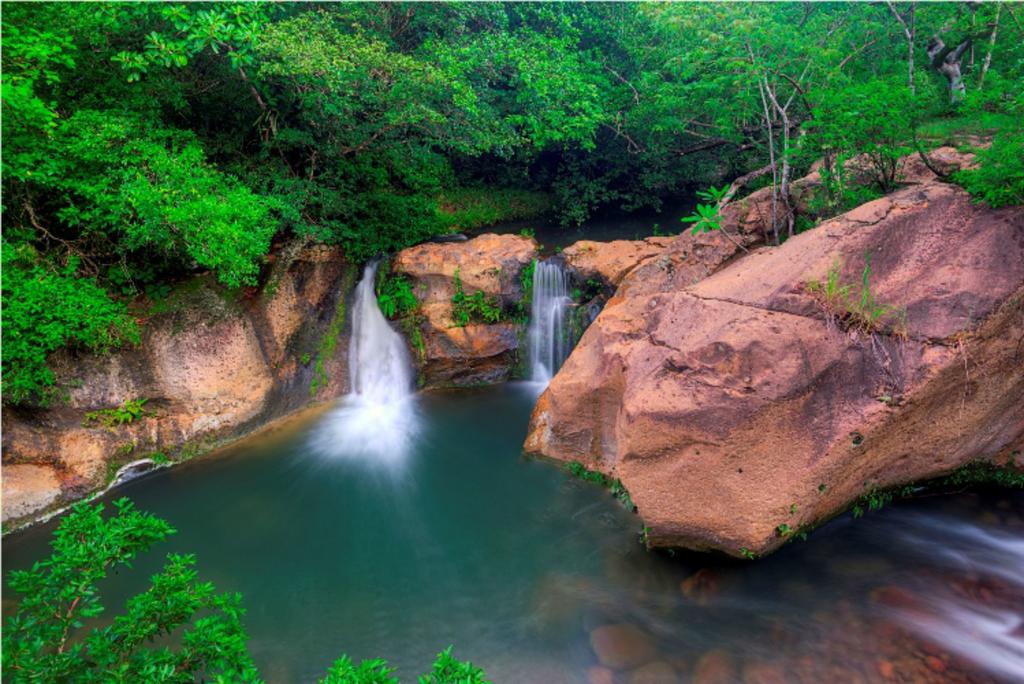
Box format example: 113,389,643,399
392,233,537,387
525,177,1024,557
2,244,355,528
563,237,675,288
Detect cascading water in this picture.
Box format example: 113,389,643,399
528,260,572,385
310,261,419,462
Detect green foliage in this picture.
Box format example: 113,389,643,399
1,244,140,405
775,523,793,538
943,460,1024,489
376,272,418,320
3,499,261,683
450,269,504,327
418,647,488,684
806,79,918,197
438,189,550,233
319,648,489,684
955,129,1024,208
83,398,150,428
681,185,730,234
320,656,398,684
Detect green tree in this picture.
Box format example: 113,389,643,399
4,500,491,683
2,499,260,682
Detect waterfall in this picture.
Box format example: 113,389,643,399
528,260,572,385
310,261,419,462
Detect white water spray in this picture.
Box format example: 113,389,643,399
528,260,572,385
311,261,419,462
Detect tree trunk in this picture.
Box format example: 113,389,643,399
928,38,971,103
908,4,916,95
979,5,1001,89
886,1,916,94
756,79,780,245
764,78,794,239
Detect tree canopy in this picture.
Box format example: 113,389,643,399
3,2,1022,404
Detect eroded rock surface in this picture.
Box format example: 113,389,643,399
526,178,1024,557
2,244,355,528
392,233,537,387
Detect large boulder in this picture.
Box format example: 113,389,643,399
2,244,355,528
392,233,537,387
525,179,1024,557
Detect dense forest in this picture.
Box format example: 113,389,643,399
3,2,1022,406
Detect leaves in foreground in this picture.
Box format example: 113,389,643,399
4,498,490,683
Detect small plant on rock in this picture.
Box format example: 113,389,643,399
806,255,907,337
83,398,150,428
451,269,504,327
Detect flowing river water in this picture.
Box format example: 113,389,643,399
3,265,1022,683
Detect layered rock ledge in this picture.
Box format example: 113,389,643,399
526,176,1024,557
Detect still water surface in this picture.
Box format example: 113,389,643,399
4,385,1022,683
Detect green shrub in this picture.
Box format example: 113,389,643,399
1,243,140,406
805,79,918,199
320,656,398,684
955,131,1024,208
437,188,551,232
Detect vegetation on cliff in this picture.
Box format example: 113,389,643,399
2,2,1021,404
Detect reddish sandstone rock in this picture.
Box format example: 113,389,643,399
392,233,537,387
525,178,1024,557
2,465,61,522
563,237,675,288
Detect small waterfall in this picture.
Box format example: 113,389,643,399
528,260,572,385
311,261,419,462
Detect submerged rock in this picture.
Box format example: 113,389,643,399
692,650,737,684
629,660,678,684
525,173,1024,557
392,233,537,387
589,623,657,669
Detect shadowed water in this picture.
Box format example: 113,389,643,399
3,385,1021,683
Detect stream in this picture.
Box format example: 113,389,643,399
3,384,1022,682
